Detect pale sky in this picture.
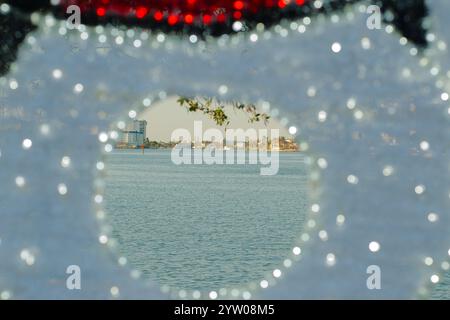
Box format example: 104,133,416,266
138,96,291,142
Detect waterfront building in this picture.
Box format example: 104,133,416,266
116,120,147,148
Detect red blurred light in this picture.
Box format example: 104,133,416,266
96,7,106,17
203,14,212,25
216,13,226,23
234,1,244,10
168,15,178,25
136,7,148,19
60,0,312,26
154,11,163,21
184,14,194,24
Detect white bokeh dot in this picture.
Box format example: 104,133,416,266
424,257,433,266
336,214,346,226
52,69,63,79
110,286,119,297
61,156,71,168
427,212,439,223
73,83,84,93
209,291,218,299
128,110,137,119
99,235,108,244
218,85,228,95
326,253,336,266
419,141,429,151
415,184,425,195
273,269,282,278
331,42,342,53
98,132,108,143
15,176,26,188
369,241,380,252
96,162,105,171
311,204,320,213
22,139,32,150
58,183,68,195
430,274,439,284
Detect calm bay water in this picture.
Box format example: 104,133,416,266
104,149,308,291
433,273,450,300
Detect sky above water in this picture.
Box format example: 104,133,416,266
138,96,292,142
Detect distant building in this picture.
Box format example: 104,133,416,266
117,131,128,145
117,120,147,148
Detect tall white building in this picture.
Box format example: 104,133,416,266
134,120,147,144
117,120,147,147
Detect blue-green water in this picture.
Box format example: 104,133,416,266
104,150,308,291
433,273,450,300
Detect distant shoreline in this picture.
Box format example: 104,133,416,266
114,146,300,152
115,138,299,152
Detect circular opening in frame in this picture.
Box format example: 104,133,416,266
102,96,311,293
